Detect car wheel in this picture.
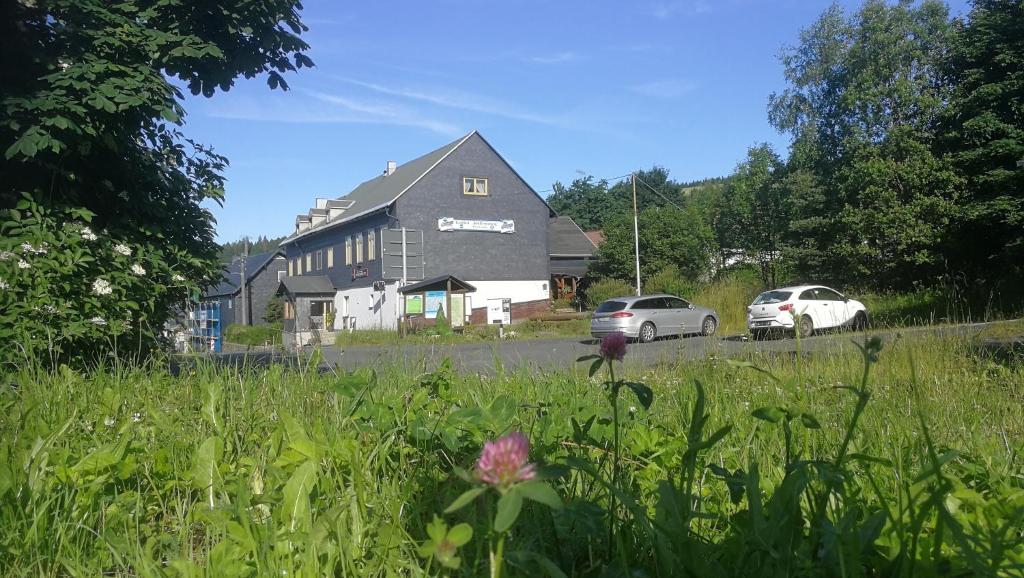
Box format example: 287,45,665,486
701,316,717,336
639,322,657,343
852,311,868,331
797,315,814,338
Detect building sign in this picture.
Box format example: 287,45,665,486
487,298,512,325
425,290,446,319
406,294,423,315
352,265,369,280
438,217,515,234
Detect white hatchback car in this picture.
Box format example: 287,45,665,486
747,285,869,338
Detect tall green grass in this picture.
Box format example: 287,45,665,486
1,332,1021,576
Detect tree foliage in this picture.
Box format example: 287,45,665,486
940,0,1024,280
769,0,959,290
0,0,311,367
220,235,288,260
591,204,717,288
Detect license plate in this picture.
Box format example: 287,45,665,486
755,321,770,327
596,318,608,323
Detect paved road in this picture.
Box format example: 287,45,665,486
317,322,1002,375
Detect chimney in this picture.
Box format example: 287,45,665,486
385,160,397,176
295,215,311,232
315,197,328,210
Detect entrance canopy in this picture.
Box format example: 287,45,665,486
277,275,335,297
398,274,476,294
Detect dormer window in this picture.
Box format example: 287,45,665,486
463,177,488,196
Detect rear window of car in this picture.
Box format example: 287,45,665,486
595,300,628,313
753,290,792,305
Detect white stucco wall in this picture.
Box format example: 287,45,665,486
463,280,549,312
334,282,400,330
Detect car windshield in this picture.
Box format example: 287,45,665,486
595,300,628,313
753,290,792,305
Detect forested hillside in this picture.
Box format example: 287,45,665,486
548,0,1023,299
218,235,287,260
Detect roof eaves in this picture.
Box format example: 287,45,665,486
282,131,475,247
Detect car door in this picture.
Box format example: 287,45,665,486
666,297,697,335
631,297,661,331
796,288,828,328
817,287,849,326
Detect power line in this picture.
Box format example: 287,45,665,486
536,172,633,195
632,173,686,211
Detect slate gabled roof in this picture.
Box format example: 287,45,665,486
204,250,283,298
282,132,475,245
549,216,598,257
397,275,476,294
277,275,336,295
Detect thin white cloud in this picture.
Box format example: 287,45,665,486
527,51,579,64
205,92,463,137
334,77,563,126
630,79,697,99
650,1,711,20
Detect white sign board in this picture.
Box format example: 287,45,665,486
486,298,512,325
438,217,515,234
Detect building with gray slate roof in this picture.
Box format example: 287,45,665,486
202,250,287,327
280,132,577,343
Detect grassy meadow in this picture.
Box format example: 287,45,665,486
2,329,1022,576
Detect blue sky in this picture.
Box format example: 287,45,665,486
184,0,968,243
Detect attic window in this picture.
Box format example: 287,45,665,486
463,177,488,196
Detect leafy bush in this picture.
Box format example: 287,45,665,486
643,264,698,298
223,323,282,346
1,0,312,368
0,197,199,369
263,296,284,324
584,277,635,309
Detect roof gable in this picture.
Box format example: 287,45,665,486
549,216,597,257
204,250,283,297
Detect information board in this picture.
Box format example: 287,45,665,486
405,294,423,314
425,291,446,319
486,298,512,325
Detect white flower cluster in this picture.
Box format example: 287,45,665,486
171,273,185,283
90,316,107,326
130,263,146,276
92,278,112,296
0,278,8,290
80,227,97,241
20,242,48,255
113,244,131,256
18,260,30,269
0,251,13,261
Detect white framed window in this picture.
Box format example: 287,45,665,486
277,270,286,282
288,259,293,276
463,177,488,196
356,234,364,263
345,237,352,265
305,253,311,272
368,229,377,261
327,247,334,268
315,249,324,270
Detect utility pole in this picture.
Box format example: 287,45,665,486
239,237,249,325
631,173,641,296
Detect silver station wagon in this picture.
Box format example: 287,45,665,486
590,294,719,343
